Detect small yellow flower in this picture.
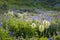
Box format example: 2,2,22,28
39,25,45,32
43,20,50,29
31,23,36,29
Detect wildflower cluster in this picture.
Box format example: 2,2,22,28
0,12,58,40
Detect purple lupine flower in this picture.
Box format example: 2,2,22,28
32,16,40,20
9,31,14,35
42,14,47,18
32,16,36,20
37,15,40,18
45,16,53,21
32,17,35,20
48,38,52,40
0,22,3,28
56,15,60,18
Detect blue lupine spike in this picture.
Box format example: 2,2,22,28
45,16,53,21
48,38,52,40
9,31,14,35
0,22,3,28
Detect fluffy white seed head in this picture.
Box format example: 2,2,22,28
43,20,50,29
39,25,45,32
31,23,36,29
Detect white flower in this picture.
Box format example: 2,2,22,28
8,11,14,16
23,12,27,16
17,13,22,17
43,20,50,29
23,12,28,18
39,25,45,32
31,23,36,29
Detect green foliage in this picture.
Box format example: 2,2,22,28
0,0,60,11
56,19,60,31
0,28,14,40
0,12,59,40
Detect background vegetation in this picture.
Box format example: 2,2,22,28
0,0,60,13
